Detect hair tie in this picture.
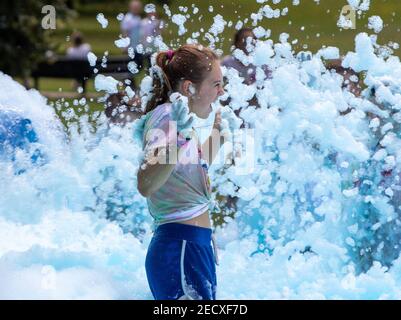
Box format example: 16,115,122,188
166,49,175,62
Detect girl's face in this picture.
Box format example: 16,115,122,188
190,60,225,119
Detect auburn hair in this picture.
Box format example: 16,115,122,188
234,28,255,49
144,44,219,114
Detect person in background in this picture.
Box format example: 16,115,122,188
121,0,144,70
97,90,144,239
141,11,164,68
105,89,142,126
222,28,272,85
66,31,91,59
218,28,273,229
325,58,362,99
66,31,92,91
221,28,272,123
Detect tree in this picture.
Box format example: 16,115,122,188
0,1,74,80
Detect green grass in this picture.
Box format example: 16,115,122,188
35,78,97,93
29,0,401,124
45,0,401,78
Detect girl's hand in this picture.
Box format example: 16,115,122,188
172,99,194,131
213,109,231,146
170,94,194,139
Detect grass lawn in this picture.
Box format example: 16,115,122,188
24,0,401,124
49,0,401,55
41,0,401,89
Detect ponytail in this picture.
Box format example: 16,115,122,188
144,51,173,114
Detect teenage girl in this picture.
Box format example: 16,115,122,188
137,44,225,300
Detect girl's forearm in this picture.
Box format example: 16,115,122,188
137,144,187,197
137,161,175,197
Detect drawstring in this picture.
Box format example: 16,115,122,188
211,234,219,266
209,196,220,266
208,196,220,266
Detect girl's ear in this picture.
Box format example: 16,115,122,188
182,80,195,97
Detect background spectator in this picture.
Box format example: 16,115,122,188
66,31,92,91
66,31,91,59
121,0,144,69
105,89,142,126
325,58,362,98
222,28,271,85
141,12,164,68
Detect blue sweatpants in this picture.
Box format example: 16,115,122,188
145,223,217,300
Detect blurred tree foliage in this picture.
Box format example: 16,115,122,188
0,1,74,79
